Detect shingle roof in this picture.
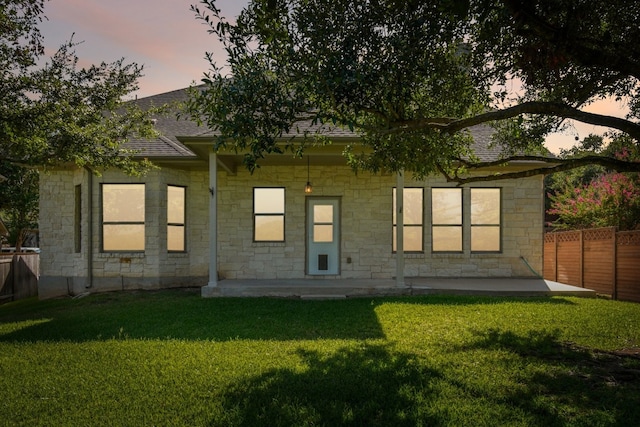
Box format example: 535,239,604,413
465,124,504,162
126,87,521,163
124,88,200,159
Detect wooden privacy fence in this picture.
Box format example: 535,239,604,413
544,227,640,302
0,254,39,302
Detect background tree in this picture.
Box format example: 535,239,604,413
546,134,640,230
1,0,159,172
0,164,38,249
545,135,610,201
1,0,163,248
188,0,640,183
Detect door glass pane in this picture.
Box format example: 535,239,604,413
432,226,462,252
432,188,461,225
314,205,333,223
314,224,333,242
255,216,284,241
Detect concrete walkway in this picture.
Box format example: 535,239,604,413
204,278,596,299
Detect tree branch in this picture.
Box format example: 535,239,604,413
441,155,640,185
504,0,640,80
383,101,640,140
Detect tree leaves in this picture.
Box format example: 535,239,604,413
1,0,159,174
189,0,640,181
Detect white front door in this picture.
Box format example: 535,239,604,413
307,197,340,275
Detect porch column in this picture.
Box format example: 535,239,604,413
396,171,405,287
201,151,218,297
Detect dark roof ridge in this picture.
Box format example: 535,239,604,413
158,135,196,156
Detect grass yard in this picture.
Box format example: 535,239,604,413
0,290,639,426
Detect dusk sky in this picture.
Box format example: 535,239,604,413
39,0,626,153
40,0,247,98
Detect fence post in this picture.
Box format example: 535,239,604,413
554,232,558,282
579,230,584,288
613,228,618,300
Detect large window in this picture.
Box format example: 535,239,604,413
431,188,462,252
253,188,285,242
167,185,186,252
393,188,424,252
102,184,145,251
471,188,501,252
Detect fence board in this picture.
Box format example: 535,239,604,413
12,255,39,300
543,233,556,280
544,228,640,303
616,232,640,303
556,231,582,286
0,257,13,300
0,254,39,302
583,232,615,294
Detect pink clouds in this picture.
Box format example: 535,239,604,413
40,0,247,97
37,1,631,154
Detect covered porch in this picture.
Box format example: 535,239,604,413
201,277,596,299
181,134,552,298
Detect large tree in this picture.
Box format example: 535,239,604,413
1,0,159,173
0,162,38,249
188,0,640,183
1,0,163,248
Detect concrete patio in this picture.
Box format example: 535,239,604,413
203,278,597,299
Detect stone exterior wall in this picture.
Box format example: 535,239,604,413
39,163,544,298
39,168,210,298
217,166,544,280
39,168,87,297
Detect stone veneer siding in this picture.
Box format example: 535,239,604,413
39,168,210,298
217,165,544,280
39,164,544,297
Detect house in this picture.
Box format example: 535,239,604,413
38,87,547,299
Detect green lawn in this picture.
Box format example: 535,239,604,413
1,290,639,426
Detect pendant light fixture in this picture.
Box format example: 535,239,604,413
304,155,313,194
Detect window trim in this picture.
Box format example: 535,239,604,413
167,184,187,253
431,187,463,253
253,187,286,243
392,187,424,253
470,187,502,253
100,183,146,253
